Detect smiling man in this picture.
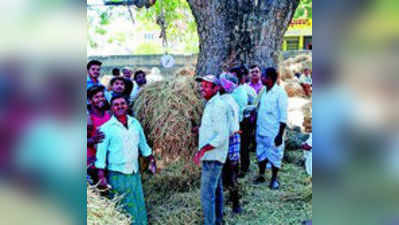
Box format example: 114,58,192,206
95,95,156,225
87,85,111,184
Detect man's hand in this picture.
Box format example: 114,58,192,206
193,149,205,166
146,155,157,174
88,131,105,146
274,134,283,147
97,169,111,190
193,144,215,166
301,143,312,151
191,126,199,134
275,123,286,147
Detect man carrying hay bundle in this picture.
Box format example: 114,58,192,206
219,73,243,214
193,75,230,225
254,67,288,190
95,95,156,225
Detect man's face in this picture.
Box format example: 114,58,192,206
88,65,101,80
200,81,218,100
112,79,125,94
135,73,147,86
250,67,261,83
261,75,275,89
111,97,128,117
304,69,310,76
89,91,106,110
123,70,132,79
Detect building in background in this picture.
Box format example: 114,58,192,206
283,19,312,51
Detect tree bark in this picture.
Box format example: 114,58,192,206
129,0,299,76
187,0,300,76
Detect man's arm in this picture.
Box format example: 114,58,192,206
275,90,288,147
193,103,229,166
275,122,286,147
95,127,110,187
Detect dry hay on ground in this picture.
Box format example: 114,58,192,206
133,76,204,167
279,54,312,82
87,186,131,225
281,177,312,203
302,102,312,133
282,80,306,97
176,67,196,77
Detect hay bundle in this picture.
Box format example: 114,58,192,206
279,66,294,81
279,54,312,82
282,178,312,203
294,54,312,64
133,76,204,167
176,67,195,77
87,186,131,225
303,117,312,133
282,80,306,97
302,102,312,133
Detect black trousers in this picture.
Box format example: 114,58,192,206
222,158,241,208
87,167,99,185
240,117,251,173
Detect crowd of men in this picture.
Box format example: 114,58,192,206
86,59,312,225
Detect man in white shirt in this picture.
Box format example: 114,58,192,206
194,75,230,225
254,67,288,190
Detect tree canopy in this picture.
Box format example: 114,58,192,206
87,0,311,55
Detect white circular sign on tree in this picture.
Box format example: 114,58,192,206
161,54,175,68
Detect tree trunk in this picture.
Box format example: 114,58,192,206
187,0,300,76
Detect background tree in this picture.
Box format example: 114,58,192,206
185,0,300,75
89,0,304,75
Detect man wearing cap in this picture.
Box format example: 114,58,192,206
254,67,288,190
194,75,230,225
219,72,243,214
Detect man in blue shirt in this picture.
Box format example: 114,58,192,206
105,77,127,102
87,60,103,90
194,75,230,225
96,95,156,225
254,67,288,190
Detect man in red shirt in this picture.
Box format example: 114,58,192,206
87,85,111,184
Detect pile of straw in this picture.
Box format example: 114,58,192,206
279,54,312,82
281,178,312,203
302,102,312,133
133,76,204,167
282,80,306,97
176,67,195,77
87,186,131,225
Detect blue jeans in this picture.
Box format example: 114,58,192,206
201,161,224,225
